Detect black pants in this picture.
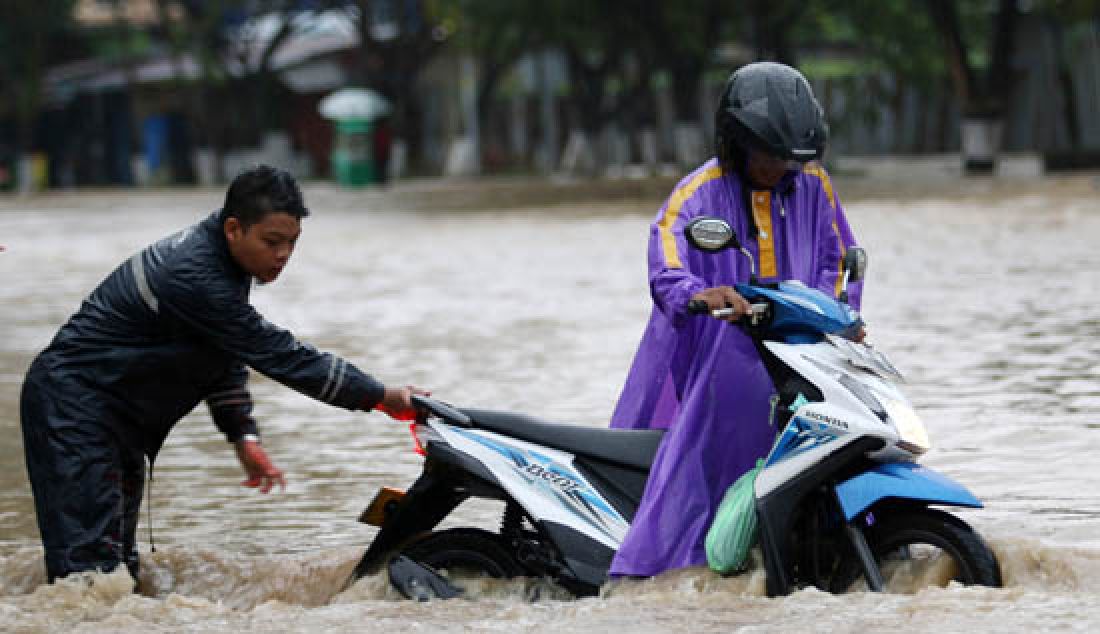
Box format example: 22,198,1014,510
21,363,144,583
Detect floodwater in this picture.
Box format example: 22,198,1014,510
1,173,1099,632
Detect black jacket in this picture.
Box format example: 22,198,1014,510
28,210,385,458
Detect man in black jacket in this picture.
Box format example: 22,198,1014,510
20,165,422,584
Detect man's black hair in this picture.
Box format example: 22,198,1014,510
221,165,310,228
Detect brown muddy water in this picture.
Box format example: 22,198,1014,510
1,175,1099,632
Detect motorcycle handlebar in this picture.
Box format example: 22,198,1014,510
687,299,711,315
688,299,770,326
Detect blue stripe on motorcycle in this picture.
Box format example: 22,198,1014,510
834,462,983,521
766,417,840,467
452,427,525,465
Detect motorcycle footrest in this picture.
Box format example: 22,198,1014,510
387,555,463,601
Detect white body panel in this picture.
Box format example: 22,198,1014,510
756,434,861,497
432,422,630,549
756,339,926,497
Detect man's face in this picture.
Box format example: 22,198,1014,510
224,211,302,284
746,149,799,189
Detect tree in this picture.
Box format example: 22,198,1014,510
926,0,1020,118
925,0,1021,171
559,4,653,141
439,0,547,134
818,1,953,152
747,0,803,64
442,0,737,172
149,0,326,174
328,0,449,168
0,0,79,159
1032,0,1100,153
635,0,732,122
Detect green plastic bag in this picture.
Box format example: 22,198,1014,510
705,459,764,574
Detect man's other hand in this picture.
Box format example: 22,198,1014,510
235,438,286,493
376,385,430,421
690,286,752,322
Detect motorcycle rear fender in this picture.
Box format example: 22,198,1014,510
834,461,983,522
352,444,504,578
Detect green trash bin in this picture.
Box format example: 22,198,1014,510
331,118,376,186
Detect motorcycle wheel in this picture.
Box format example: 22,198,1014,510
401,528,525,580
828,507,1002,593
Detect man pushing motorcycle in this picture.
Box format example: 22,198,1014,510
20,165,425,585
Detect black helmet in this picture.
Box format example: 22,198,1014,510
715,62,827,165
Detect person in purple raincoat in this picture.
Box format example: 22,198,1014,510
609,62,864,577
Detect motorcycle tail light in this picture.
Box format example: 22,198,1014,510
409,423,428,456
409,422,445,457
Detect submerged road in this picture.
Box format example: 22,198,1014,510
0,174,1098,631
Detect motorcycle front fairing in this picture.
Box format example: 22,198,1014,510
751,335,903,596
833,462,983,522
737,281,864,342
742,281,930,596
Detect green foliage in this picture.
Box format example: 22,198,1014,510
0,0,78,128
90,29,155,63
2,0,1094,162
1033,0,1100,21
807,1,946,88
434,0,550,51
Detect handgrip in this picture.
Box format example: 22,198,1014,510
687,299,710,315
688,299,770,326
410,394,472,427
687,299,746,319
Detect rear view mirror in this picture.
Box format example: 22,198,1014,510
685,217,740,252
843,247,868,282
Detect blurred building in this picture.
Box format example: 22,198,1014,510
46,3,333,187
43,3,483,186
20,4,1100,189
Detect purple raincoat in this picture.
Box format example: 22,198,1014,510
609,158,862,576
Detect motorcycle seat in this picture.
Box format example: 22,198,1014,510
459,408,665,471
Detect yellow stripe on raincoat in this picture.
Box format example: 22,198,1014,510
803,163,846,297
657,166,724,269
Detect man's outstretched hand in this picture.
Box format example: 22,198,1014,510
235,437,286,493
375,385,431,421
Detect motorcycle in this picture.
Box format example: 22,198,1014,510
350,217,1002,600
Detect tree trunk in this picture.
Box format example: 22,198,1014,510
1050,18,1080,150
926,0,976,108
926,0,1020,173
750,0,800,64
890,80,906,153
347,0,442,173
986,0,1019,110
